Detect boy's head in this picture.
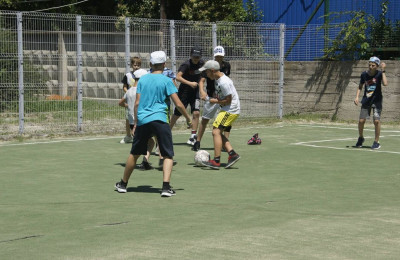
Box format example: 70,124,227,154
190,47,202,64
368,56,380,71
199,60,220,79
150,51,166,71
213,46,225,64
133,68,148,79
131,57,141,71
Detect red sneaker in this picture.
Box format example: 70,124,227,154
201,159,221,170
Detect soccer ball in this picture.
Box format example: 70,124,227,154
194,150,210,166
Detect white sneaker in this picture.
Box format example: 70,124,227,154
186,135,197,146
154,144,160,155
120,135,133,144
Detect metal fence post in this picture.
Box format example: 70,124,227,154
125,17,130,73
169,20,176,74
212,23,217,49
278,23,285,119
17,12,24,135
76,15,83,132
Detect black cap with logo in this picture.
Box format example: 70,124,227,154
190,47,202,57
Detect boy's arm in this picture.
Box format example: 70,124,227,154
381,62,388,86
134,93,140,125
123,84,128,93
118,97,127,108
170,93,192,128
210,94,232,106
176,71,198,89
354,83,363,106
198,77,207,100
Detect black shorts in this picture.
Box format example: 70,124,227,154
130,121,174,158
174,87,200,116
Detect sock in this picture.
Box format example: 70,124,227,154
191,131,197,137
121,179,127,185
214,157,220,163
163,182,170,189
228,150,236,156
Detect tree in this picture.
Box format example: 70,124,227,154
181,0,246,22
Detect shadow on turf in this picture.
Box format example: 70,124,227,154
126,185,184,193
350,145,372,149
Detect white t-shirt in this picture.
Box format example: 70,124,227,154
124,86,137,125
215,74,240,114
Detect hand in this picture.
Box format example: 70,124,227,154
380,62,386,70
354,98,359,106
186,119,192,129
190,82,198,89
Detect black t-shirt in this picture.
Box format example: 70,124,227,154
360,70,383,102
178,59,204,93
202,60,231,97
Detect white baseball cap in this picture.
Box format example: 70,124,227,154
369,56,380,65
150,51,167,65
133,68,148,78
198,60,220,72
214,46,225,57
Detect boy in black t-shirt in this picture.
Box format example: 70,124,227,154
354,56,388,150
170,47,204,146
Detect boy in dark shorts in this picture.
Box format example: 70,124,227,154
115,51,192,197
169,47,204,146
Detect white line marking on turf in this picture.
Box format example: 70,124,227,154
292,135,400,155
297,124,400,133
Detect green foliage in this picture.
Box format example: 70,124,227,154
181,0,246,22
244,0,264,23
320,0,399,60
320,11,371,60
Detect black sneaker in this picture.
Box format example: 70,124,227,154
161,187,176,197
355,137,364,147
140,160,153,170
192,141,200,151
225,154,240,169
371,141,381,150
115,180,127,193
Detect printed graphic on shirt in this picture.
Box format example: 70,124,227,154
366,78,376,98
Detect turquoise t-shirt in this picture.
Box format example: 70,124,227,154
136,73,177,126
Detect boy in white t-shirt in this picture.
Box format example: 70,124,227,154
198,60,241,170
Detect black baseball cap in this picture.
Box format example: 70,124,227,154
190,47,202,57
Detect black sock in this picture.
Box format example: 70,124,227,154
121,179,127,185
228,150,236,156
214,157,220,163
163,182,170,189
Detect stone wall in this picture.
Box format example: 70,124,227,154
284,60,400,121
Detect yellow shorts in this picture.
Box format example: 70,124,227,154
213,111,239,132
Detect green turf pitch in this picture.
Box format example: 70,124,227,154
1,123,400,259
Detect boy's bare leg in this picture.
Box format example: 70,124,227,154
358,119,366,137
212,128,223,158
162,157,173,182
122,154,140,183
169,114,180,129
374,119,381,142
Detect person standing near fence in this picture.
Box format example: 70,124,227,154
120,57,142,144
193,46,231,151
354,56,388,150
115,51,192,197
198,60,241,170
169,47,204,146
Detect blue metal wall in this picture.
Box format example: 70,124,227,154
248,0,400,25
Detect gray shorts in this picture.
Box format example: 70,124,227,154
202,101,219,120
359,102,382,121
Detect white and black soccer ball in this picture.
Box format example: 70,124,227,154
194,150,210,166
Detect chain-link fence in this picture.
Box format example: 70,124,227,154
0,11,284,136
